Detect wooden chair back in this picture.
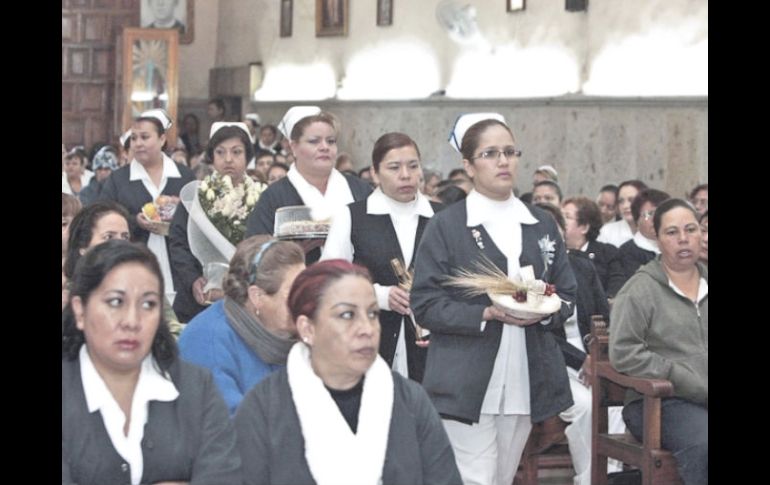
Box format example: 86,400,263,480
589,315,683,485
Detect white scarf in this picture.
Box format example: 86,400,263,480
286,165,355,221
286,342,393,485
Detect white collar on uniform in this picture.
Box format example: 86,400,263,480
80,346,178,485
466,189,538,227
80,345,179,414
366,187,434,218
129,154,182,182
633,231,660,254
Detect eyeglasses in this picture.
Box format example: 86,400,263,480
472,148,522,161
642,209,656,221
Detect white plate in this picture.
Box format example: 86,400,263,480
488,292,561,320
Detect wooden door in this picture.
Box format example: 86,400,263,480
62,0,139,151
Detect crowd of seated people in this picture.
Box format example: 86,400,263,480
62,107,707,485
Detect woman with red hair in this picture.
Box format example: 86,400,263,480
234,260,461,485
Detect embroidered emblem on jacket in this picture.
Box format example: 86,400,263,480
538,234,556,273
471,228,485,249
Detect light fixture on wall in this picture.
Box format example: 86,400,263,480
566,0,587,12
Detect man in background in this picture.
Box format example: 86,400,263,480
144,0,186,34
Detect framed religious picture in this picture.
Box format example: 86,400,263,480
280,0,293,37
121,28,179,146
377,0,393,26
507,0,525,12
316,0,348,37
141,0,195,44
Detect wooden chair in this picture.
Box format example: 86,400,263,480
513,415,573,485
589,315,683,485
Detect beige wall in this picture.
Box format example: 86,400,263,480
178,0,219,99
215,0,262,68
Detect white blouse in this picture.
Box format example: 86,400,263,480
632,231,660,254
466,190,539,415
79,346,179,485
62,170,94,196
321,188,434,378
129,155,182,304
597,219,633,248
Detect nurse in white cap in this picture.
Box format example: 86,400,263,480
244,106,372,262
169,121,261,322
411,112,578,485
99,108,196,307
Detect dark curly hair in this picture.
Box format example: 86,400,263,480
631,189,670,223
64,201,131,280
652,198,698,237
205,125,256,165
62,240,177,372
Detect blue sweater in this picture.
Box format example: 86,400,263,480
179,300,283,415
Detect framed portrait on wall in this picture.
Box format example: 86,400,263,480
280,0,293,37
316,0,348,37
507,0,525,12
141,0,195,44
377,0,393,26
121,28,179,146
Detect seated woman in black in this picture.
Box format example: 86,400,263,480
561,196,617,292
234,260,462,485
62,241,240,484
606,188,669,297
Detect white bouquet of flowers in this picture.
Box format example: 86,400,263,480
197,173,263,245
180,174,264,290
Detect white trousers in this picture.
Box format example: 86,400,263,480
563,368,628,477
443,414,532,485
607,405,626,473
562,373,592,485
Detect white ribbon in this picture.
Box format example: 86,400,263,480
179,181,235,270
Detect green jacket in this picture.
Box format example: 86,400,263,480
609,258,708,406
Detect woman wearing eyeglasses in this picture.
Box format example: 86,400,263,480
606,189,670,298
411,113,577,485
